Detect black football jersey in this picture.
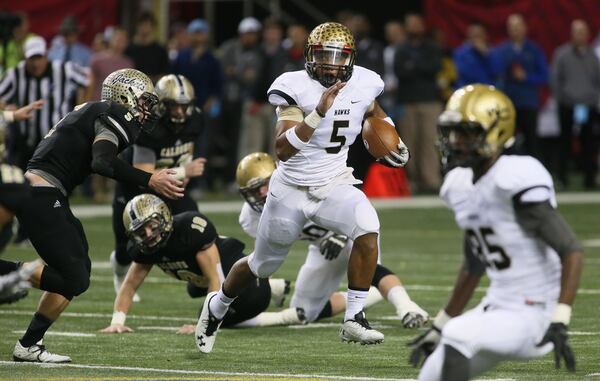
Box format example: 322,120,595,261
27,101,139,195
0,164,30,213
129,211,245,287
118,110,204,197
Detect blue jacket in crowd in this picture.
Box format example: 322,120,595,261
453,43,495,88
172,48,223,108
490,39,548,110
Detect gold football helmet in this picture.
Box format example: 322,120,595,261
236,152,276,212
438,84,516,171
123,194,173,253
305,22,356,88
101,68,159,131
155,74,195,124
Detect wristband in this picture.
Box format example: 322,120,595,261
111,311,127,326
433,309,452,329
285,127,308,150
303,109,323,129
3,111,14,123
172,166,186,181
383,116,395,127
551,303,572,325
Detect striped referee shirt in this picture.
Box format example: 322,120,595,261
0,59,90,148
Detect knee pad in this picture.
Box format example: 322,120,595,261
248,253,284,278
352,201,380,239
262,217,302,247
68,274,90,297
372,264,394,287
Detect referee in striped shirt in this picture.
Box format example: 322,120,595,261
0,36,90,170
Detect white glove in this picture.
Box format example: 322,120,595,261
378,141,410,168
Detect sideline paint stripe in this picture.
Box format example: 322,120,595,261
11,330,96,337
0,361,516,381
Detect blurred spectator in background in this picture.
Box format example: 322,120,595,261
432,28,457,101
453,23,495,88
89,27,133,101
238,17,286,160
282,23,308,72
167,21,191,63
218,17,263,191
91,32,108,53
48,15,92,67
0,12,33,76
491,14,548,158
126,12,169,83
381,20,405,120
394,13,442,193
551,19,600,189
172,19,222,191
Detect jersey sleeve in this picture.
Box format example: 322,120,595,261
495,156,555,206
439,167,474,210
181,212,218,253
267,73,300,107
239,202,260,238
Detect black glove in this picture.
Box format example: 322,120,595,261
319,234,347,260
536,322,576,372
407,325,441,368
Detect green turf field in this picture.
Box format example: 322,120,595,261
0,202,598,380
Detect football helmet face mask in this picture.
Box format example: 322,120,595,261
305,22,356,88
123,194,173,253
437,84,516,172
236,152,276,212
101,68,160,133
155,74,196,125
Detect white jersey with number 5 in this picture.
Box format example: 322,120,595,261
267,65,384,186
440,155,561,312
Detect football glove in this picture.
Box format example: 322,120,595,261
536,322,576,372
400,301,430,329
319,234,348,260
377,141,410,168
407,309,451,367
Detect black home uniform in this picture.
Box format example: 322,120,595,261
0,164,30,253
112,110,204,266
128,211,271,327
18,101,148,299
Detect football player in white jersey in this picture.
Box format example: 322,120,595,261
409,84,582,380
196,22,409,353
236,152,428,326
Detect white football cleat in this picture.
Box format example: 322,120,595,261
195,292,223,353
13,341,71,363
110,251,140,302
340,311,384,345
399,301,429,329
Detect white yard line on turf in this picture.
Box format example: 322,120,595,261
71,192,600,218
11,330,96,337
0,309,193,323
288,323,393,329
0,361,516,381
137,326,181,331
583,239,600,248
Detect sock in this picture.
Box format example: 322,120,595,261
208,288,236,320
268,278,287,299
365,286,384,309
386,286,412,315
20,313,54,347
344,287,369,321
252,308,302,327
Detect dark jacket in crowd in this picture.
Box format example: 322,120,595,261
453,42,495,88
490,39,548,109
172,48,223,108
356,37,384,76
393,40,442,103
551,43,600,106
126,42,169,80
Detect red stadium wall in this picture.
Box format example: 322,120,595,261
0,0,119,45
424,0,600,57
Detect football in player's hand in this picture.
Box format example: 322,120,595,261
362,116,401,159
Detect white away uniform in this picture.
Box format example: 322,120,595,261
246,66,383,278
419,155,561,380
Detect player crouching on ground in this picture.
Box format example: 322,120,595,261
409,84,582,380
101,194,305,335
237,152,428,327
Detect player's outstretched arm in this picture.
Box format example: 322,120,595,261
100,262,152,334
195,243,223,293
275,81,345,162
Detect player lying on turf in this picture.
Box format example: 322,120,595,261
236,152,428,327
101,194,305,335
409,84,582,380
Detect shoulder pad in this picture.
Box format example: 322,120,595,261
352,66,385,99
494,156,553,197
267,71,304,106
440,167,474,208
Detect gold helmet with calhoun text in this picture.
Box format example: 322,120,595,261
155,74,196,124
437,84,516,171
236,152,276,212
123,194,173,253
305,22,356,88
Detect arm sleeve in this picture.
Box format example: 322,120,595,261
132,144,157,165
513,199,582,257
463,233,486,275
91,139,152,187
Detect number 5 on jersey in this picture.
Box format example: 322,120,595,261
326,120,349,154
